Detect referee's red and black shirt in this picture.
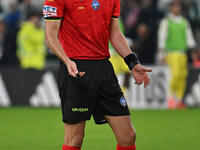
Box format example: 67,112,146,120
43,0,120,60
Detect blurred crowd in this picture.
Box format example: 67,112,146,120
0,0,45,69
0,0,200,69
121,0,200,67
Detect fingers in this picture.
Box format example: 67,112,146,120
135,74,150,88
142,67,152,72
143,77,149,88
134,79,142,85
79,72,85,77
69,68,77,78
146,75,150,85
143,78,147,88
73,71,86,79
134,73,143,85
75,72,85,79
71,64,78,74
67,61,78,77
67,61,85,79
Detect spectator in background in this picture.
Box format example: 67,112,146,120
185,0,200,44
157,1,196,109
126,0,163,40
4,0,20,30
16,12,46,70
137,0,163,39
0,0,16,13
133,23,156,64
0,20,5,61
157,0,173,14
125,0,141,38
0,1,19,66
0,0,3,19
18,0,36,23
191,47,200,68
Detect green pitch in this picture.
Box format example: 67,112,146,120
0,108,200,150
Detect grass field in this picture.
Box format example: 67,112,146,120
0,108,200,150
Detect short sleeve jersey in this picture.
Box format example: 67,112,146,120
43,0,120,59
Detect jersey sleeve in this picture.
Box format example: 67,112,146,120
112,0,120,19
43,0,64,20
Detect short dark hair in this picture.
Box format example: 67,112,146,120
170,1,181,7
27,11,41,20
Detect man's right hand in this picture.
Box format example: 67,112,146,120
65,59,85,79
45,20,85,79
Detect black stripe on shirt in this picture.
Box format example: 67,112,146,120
112,16,119,19
45,17,62,20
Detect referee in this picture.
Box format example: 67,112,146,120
43,0,152,150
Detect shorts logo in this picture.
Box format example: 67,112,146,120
120,97,127,107
92,1,100,10
43,5,57,17
72,108,89,112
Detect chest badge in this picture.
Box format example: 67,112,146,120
92,0,100,10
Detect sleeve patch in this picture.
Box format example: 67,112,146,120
43,5,58,18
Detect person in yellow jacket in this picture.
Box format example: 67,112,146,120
17,12,46,70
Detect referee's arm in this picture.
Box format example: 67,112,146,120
109,18,133,59
45,20,85,78
109,18,152,87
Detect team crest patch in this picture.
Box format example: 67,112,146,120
43,5,57,17
92,0,100,10
120,97,127,107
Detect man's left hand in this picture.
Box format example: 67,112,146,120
131,64,152,88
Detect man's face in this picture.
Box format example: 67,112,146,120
171,3,182,15
23,0,31,5
137,24,148,39
31,16,41,27
0,22,6,33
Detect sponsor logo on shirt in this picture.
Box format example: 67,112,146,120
43,5,57,17
47,0,55,1
120,97,127,107
92,0,100,10
78,6,85,10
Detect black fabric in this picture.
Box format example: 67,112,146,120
57,59,130,124
124,53,140,71
112,16,119,19
44,17,62,20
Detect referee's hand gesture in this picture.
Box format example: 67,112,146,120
66,60,85,79
131,64,152,88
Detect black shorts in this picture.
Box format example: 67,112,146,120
57,59,130,124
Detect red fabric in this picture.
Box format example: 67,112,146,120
193,60,200,68
112,0,121,17
117,144,136,150
43,0,120,60
62,145,80,150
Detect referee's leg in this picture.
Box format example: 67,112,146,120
105,115,136,149
63,121,86,149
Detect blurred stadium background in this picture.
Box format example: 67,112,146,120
0,0,200,150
